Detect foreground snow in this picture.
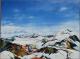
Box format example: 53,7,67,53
0,51,15,59
0,29,80,59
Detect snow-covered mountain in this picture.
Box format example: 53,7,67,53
0,29,80,59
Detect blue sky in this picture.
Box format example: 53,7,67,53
1,0,80,37
2,0,79,26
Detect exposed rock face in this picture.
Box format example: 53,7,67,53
0,29,80,59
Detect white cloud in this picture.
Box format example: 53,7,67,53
59,7,68,12
47,0,80,4
59,20,79,34
28,16,35,19
1,20,79,38
14,9,20,12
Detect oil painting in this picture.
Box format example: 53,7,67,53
0,0,80,59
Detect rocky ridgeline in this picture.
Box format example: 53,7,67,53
0,29,80,59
